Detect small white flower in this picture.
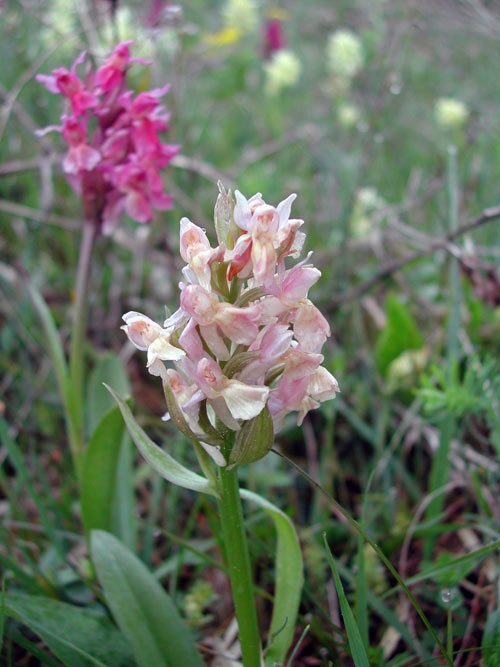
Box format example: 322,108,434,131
434,98,469,130
350,187,387,239
337,103,362,129
264,50,302,96
326,29,364,79
222,0,259,34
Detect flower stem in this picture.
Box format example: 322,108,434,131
218,464,262,667
68,220,97,484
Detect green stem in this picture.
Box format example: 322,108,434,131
424,145,460,558
68,220,97,483
218,465,262,667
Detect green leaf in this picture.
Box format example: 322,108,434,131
105,385,217,497
113,437,138,552
427,551,479,588
323,535,370,667
86,352,130,435
240,489,303,667
4,592,134,667
23,276,69,402
91,531,203,667
375,294,423,377
85,354,136,548
483,609,500,667
81,405,126,538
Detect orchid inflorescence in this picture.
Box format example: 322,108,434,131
36,41,179,234
122,185,339,468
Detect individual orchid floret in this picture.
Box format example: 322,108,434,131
122,186,338,468
37,52,99,116
181,284,262,347
94,41,151,93
194,357,270,424
60,116,101,174
180,218,225,289
122,311,185,378
293,299,331,353
36,42,179,234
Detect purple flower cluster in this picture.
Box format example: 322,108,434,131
37,42,179,233
122,187,339,467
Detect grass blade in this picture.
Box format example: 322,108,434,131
323,533,370,667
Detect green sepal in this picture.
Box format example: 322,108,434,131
228,405,274,468
223,351,260,379
234,286,266,308
214,181,237,248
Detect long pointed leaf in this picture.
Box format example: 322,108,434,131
81,405,126,538
23,276,69,399
240,489,303,666
4,592,134,667
91,530,203,667
323,534,370,667
86,353,130,435
105,385,217,497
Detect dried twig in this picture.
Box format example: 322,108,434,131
330,204,500,306
0,199,80,230
0,154,62,176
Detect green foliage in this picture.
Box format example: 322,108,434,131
427,551,479,589
375,294,424,378
107,385,218,496
80,405,127,539
483,609,500,667
241,490,304,666
323,535,370,667
91,531,203,667
4,593,134,667
418,355,500,442
86,353,130,435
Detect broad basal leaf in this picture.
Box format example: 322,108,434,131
91,531,203,667
4,592,134,667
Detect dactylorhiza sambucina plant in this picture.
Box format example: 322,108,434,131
37,40,179,234
119,184,339,666
123,185,338,466
31,42,178,485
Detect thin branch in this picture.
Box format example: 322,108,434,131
171,154,234,188
330,204,500,306
0,199,80,230
0,154,62,176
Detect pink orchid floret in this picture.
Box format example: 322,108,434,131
36,42,179,234
122,187,339,467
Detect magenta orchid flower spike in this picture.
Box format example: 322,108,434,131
36,42,179,234
122,184,339,468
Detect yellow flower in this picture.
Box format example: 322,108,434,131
203,27,242,47
326,29,364,79
264,50,302,96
